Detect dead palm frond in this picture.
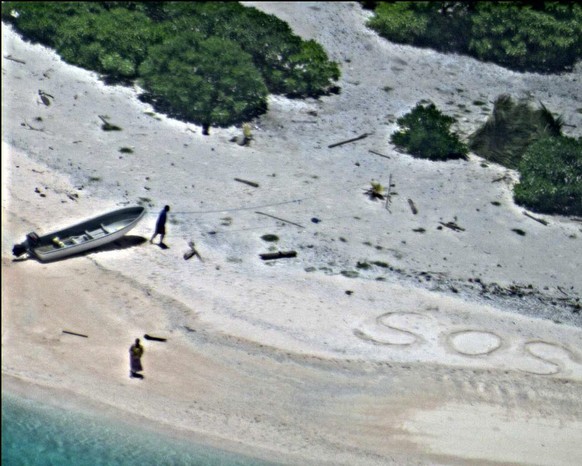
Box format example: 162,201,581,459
469,95,563,168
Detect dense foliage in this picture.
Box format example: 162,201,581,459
2,1,340,132
514,136,582,216
390,103,468,161
469,95,563,169
367,1,582,73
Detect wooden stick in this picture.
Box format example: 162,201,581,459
328,132,371,149
408,199,418,215
523,211,548,226
385,174,393,212
439,221,465,232
256,211,304,228
260,251,297,260
368,149,391,159
4,55,26,64
62,330,88,338
234,178,259,188
144,334,167,342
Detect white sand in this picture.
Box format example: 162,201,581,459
3,3,582,464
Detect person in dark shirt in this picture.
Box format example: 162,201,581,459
129,338,144,379
150,205,170,245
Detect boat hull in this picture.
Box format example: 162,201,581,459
21,206,147,262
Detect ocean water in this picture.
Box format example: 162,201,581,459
2,393,276,466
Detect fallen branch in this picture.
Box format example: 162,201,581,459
523,211,548,226
385,174,394,212
234,178,259,188
144,334,167,342
291,120,317,124
368,149,391,159
408,199,418,215
328,132,371,149
62,330,88,338
260,251,297,260
439,221,465,232
4,55,26,64
256,211,304,229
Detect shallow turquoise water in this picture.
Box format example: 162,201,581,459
2,393,275,466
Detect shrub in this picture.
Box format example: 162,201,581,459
366,1,582,73
514,136,582,216
55,8,156,81
469,95,563,169
390,103,468,161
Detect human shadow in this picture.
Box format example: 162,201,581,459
157,242,169,250
130,372,144,380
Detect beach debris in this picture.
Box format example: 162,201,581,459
98,115,122,131
234,178,259,188
364,179,386,201
439,221,465,232
256,211,305,229
523,211,549,226
4,54,26,64
368,149,391,159
38,90,54,106
491,174,513,183
512,228,526,236
144,334,167,342
408,198,418,215
260,251,297,260
62,330,88,338
328,132,371,148
184,240,203,261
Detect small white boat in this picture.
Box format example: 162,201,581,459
12,206,147,262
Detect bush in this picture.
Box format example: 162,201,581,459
55,8,156,80
139,33,268,134
366,1,582,73
390,103,468,161
514,136,582,216
469,95,563,169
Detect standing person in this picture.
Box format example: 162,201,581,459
129,338,144,379
150,205,170,245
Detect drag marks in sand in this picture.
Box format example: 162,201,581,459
354,309,582,378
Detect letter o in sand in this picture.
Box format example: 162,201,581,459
448,330,502,356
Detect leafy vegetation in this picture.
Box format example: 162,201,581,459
514,136,582,216
391,103,468,161
2,2,340,133
367,2,582,73
469,95,563,169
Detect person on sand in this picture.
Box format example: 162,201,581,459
129,338,144,379
150,205,170,245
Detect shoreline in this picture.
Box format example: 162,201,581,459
3,3,582,464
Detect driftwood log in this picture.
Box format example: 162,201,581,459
523,211,548,226
439,221,465,232
234,178,259,188
144,334,167,342
260,251,297,260
408,199,418,215
368,149,391,159
62,330,88,338
328,133,371,149
4,55,26,64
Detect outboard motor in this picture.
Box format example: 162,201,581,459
12,231,40,258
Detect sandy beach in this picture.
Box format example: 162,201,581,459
3,3,582,465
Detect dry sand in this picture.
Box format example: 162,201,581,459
2,2,582,465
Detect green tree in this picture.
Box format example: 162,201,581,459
469,2,582,72
54,8,156,81
391,103,468,161
1,2,102,47
139,33,268,134
514,136,582,216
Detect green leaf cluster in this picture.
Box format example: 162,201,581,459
2,1,340,132
514,136,582,216
390,103,468,161
367,2,582,73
